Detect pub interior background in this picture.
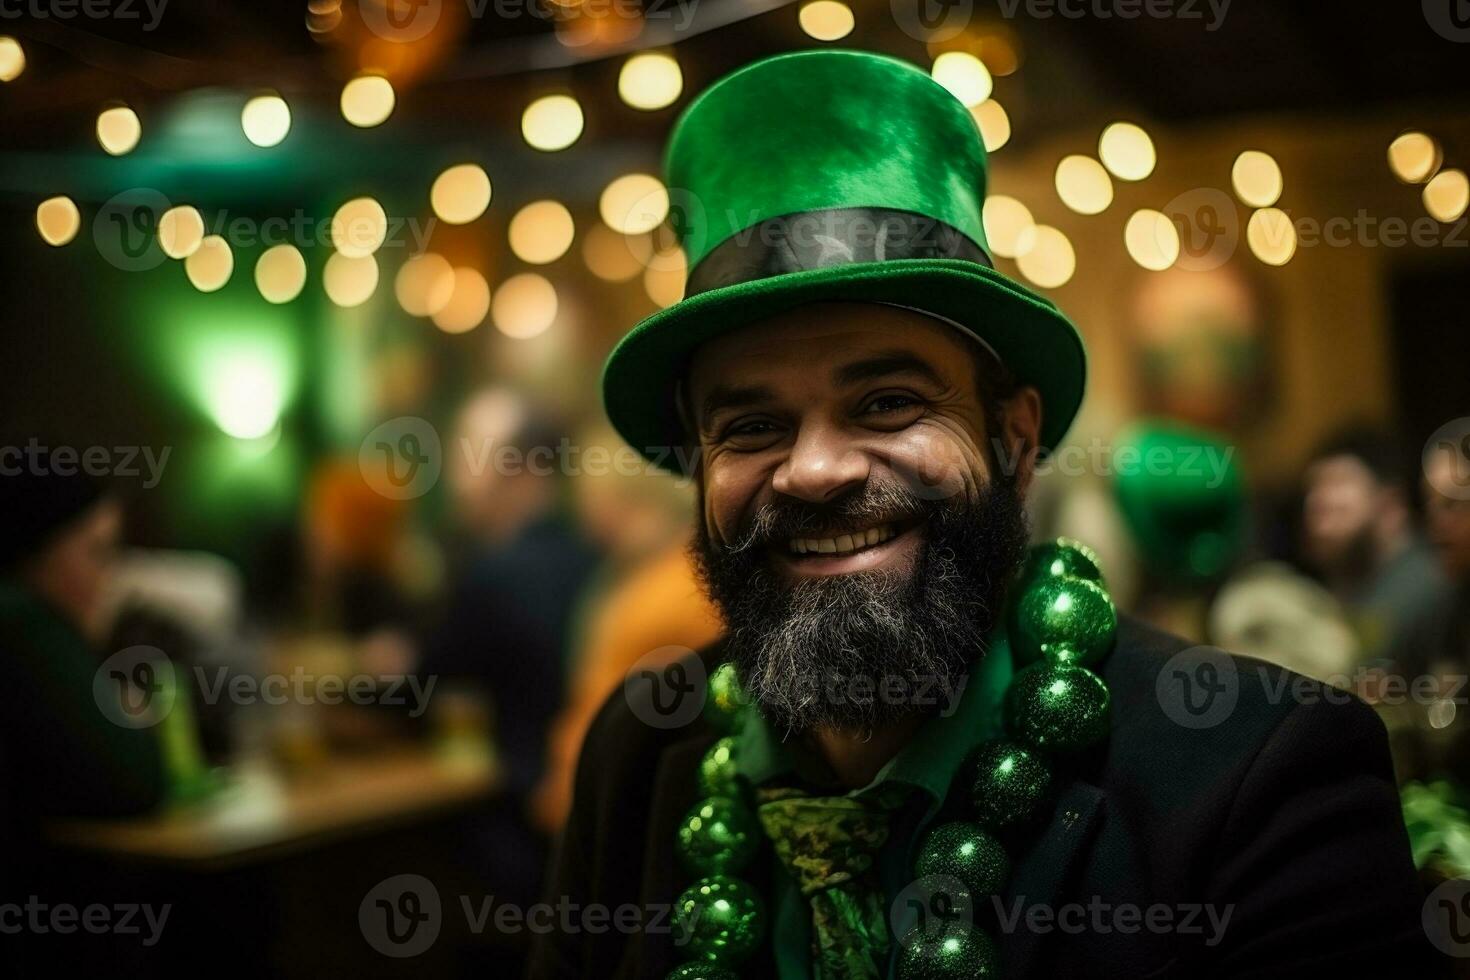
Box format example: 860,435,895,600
2,0,1470,975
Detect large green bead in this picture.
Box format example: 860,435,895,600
968,739,1052,830
1004,662,1111,753
896,926,1000,979
673,875,765,964
665,965,739,980
1010,574,1117,669
703,662,749,734
914,821,1010,897
1022,537,1105,588
676,796,759,877
697,736,742,798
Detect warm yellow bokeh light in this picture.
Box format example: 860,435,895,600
643,248,687,308
36,196,80,247
1424,169,1469,223
583,225,650,283
340,75,396,128
1015,225,1075,289
158,206,205,259
324,252,379,307
600,174,668,235
981,195,1034,259
618,53,682,111
185,235,235,292
799,0,855,41
1098,122,1155,181
255,244,307,304
331,197,388,258
1054,155,1113,215
931,52,992,108
509,200,575,265
432,267,491,334
1388,131,1441,184
241,95,291,147
972,100,1010,153
395,252,456,317
1231,150,1283,208
97,106,142,156
1246,207,1296,266
1124,209,1180,271
492,273,558,339
522,95,584,151
0,37,24,82
430,163,492,225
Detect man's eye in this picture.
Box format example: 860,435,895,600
864,394,919,414
728,419,777,438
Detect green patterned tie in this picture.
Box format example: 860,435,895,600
755,786,897,980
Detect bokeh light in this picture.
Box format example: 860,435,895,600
36,196,81,246
492,273,558,338
799,1,855,41
971,100,1010,153
331,197,388,257
1015,225,1075,288
1246,207,1296,266
432,268,491,334
1424,169,1469,223
340,75,395,128
241,94,291,147
599,174,668,235
982,195,1034,259
1124,209,1180,271
255,244,308,304
522,95,584,151
1388,131,1441,184
931,52,992,107
395,252,456,317
508,200,575,265
186,235,235,291
643,247,687,308
1055,155,1113,215
323,252,379,306
96,106,142,155
1098,122,1156,181
0,37,24,82
158,206,205,259
583,225,650,282
618,53,682,110
431,164,492,225
1231,150,1283,208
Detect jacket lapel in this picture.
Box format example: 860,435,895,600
999,779,1106,979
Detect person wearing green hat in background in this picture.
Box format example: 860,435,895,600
531,50,1431,978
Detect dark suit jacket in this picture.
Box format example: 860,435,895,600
530,616,1438,978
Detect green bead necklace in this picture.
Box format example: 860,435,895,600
668,538,1118,980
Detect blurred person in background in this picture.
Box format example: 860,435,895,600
1301,427,1446,663
422,388,599,910
532,425,722,833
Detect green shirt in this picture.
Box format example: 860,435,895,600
733,631,1014,979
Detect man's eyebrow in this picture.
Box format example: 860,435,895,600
699,383,775,425
833,351,946,388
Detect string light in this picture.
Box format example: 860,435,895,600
493,273,558,338
1015,225,1075,288
341,75,395,128
432,268,491,334
1055,155,1113,215
1098,122,1155,181
522,95,583,151
331,197,388,257
618,53,682,110
799,1,855,41
241,94,291,147
158,206,205,259
186,236,235,291
431,164,492,225
1231,150,1282,208
508,200,575,265
255,244,307,303
600,174,667,235
97,106,142,156
36,196,81,246
323,252,378,306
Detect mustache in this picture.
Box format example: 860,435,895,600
726,480,933,555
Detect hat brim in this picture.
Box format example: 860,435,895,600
602,258,1086,473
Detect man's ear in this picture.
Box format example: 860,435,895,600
998,386,1043,494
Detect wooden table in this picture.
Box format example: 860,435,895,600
45,748,499,871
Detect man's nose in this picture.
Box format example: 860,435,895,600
771,420,869,503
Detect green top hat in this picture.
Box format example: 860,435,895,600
602,49,1086,471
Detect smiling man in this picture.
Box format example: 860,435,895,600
530,51,1432,979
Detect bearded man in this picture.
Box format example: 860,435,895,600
529,51,1433,979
